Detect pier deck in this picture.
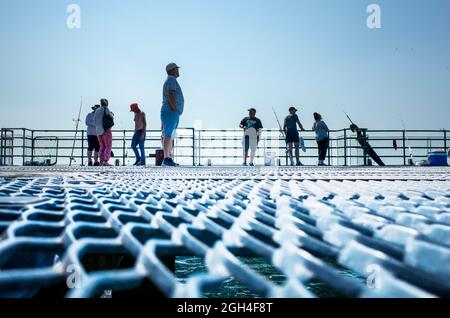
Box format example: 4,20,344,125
0,166,449,298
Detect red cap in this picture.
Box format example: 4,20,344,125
130,103,139,112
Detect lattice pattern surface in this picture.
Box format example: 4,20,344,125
0,166,449,298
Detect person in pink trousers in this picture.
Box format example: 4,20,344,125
94,99,114,166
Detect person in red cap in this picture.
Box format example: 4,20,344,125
130,103,147,166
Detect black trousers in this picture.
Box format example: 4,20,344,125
317,137,329,161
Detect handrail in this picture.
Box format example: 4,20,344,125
1,127,448,166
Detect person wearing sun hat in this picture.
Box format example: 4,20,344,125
130,103,147,166
160,62,184,167
85,104,100,166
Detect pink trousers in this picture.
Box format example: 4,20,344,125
98,130,112,164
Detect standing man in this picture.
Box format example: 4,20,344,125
161,63,184,167
240,108,263,166
95,98,114,166
284,107,305,166
130,103,147,166
86,105,100,166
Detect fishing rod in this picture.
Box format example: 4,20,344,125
272,107,285,137
343,110,355,126
401,118,415,165
69,97,83,166
272,107,289,164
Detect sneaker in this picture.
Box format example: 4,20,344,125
88,161,93,166
243,163,248,166
162,158,177,167
249,163,255,167
166,157,180,166
296,162,304,166
136,161,146,166
133,159,141,166
94,161,100,166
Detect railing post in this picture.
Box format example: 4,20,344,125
0,129,3,166
11,130,14,166
31,130,35,163
192,128,195,166
198,130,202,166
444,130,447,152
81,130,85,166
402,130,406,166
22,128,26,166
122,130,126,166
362,130,367,166
344,129,347,166
327,131,331,166
284,134,288,166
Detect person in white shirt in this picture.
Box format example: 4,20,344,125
85,105,100,166
239,108,263,166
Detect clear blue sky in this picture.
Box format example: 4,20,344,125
0,0,449,131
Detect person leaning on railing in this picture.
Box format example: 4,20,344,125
283,106,306,166
312,112,330,166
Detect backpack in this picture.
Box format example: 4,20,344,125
103,109,114,130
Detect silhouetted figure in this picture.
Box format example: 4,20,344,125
312,112,330,166
284,107,305,166
161,63,183,167
350,123,385,166
86,105,100,166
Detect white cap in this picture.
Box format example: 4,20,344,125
166,63,180,72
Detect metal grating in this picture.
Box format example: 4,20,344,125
0,166,449,298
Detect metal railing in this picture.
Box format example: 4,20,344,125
0,127,448,166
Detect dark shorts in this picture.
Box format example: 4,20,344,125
286,129,300,143
88,135,100,152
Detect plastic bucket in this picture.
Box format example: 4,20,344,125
264,152,276,166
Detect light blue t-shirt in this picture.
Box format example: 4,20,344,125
85,112,96,136
313,120,329,141
161,75,184,115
